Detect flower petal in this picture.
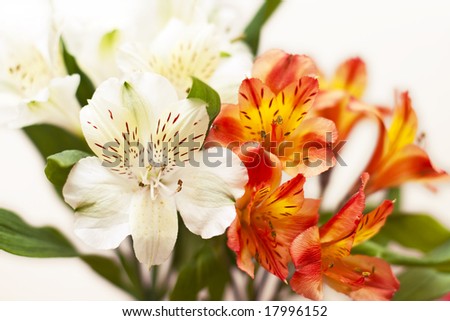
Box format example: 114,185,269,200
80,72,179,174
366,144,448,194
130,189,178,268
282,116,337,177
239,143,282,191
353,200,394,246
252,49,318,94
330,57,367,99
324,255,399,300
63,157,135,249
120,19,223,98
205,103,250,147
388,92,417,150
227,216,257,278
168,147,248,238
290,226,323,300
150,97,209,168
250,175,319,280
320,174,368,259
13,75,82,135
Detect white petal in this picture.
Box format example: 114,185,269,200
151,98,209,168
9,75,82,135
130,189,178,268
63,157,136,249
81,72,179,176
165,147,248,238
119,19,223,98
208,43,253,104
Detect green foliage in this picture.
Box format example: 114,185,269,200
188,77,221,128
378,213,450,252
60,39,96,106
45,150,90,188
23,125,90,160
170,243,230,300
243,0,282,55
394,268,450,300
0,208,77,258
0,209,137,298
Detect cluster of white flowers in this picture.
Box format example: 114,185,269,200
0,0,252,267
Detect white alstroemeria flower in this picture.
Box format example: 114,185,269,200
118,19,252,103
57,0,252,98
63,72,248,267
0,35,82,135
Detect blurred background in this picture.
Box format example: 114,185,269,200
0,0,449,299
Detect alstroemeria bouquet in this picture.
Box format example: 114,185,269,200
1,0,449,301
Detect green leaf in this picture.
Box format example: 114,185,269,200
23,125,90,160
45,150,90,188
61,39,96,106
187,77,221,127
353,239,450,271
386,187,401,207
394,268,450,300
379,213,450,252
81,255,136,298
243,0,282,55
0,208,138,298
170,263,200,300
170,243,229,300
0,208,77,258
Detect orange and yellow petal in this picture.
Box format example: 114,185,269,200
248,175,319,280
290,226,323,300
281,116,337,177
252,49,318,94
366,144,448,194
239,143,282,192
227,215,257,278
320,174,368,244
206,103,249,148
388,92,418,151
238,78,278,143
330,57,367,99
324,255,399,300
353,200,394,246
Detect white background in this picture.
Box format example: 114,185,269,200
0,0,449,299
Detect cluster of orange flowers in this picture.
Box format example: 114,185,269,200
206,49,447,300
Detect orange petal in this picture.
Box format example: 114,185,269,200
274,76,319,142
247,175,318,280
320,174,368,259
353,200,394,246
331,57,367,99
239,143,282,192
366,144,448,194
282,116,337,177
252,49,318,94
324,255,400,300
227,215,256,278
388,92,418,151
205,103,249,147
290,226,323,300
238,78,277,143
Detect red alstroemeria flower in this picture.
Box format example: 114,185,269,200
290,174,400,300
206,49,337,177
227,144,320,280
313,58,388,141
364,91,448,195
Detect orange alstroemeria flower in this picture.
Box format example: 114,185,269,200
313,58,387,141
206,49,337,177
227,144,320,280
290,174,400,300
364,91,448,195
